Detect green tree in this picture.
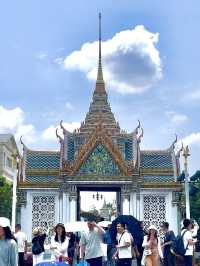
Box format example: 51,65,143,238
190,182,200,224
0,176,12,219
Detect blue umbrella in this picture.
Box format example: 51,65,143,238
36,262,69,266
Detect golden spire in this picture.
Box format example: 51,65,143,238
96,12,104,84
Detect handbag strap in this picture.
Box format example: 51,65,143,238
118,232,125,244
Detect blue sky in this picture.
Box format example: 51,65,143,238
0,0,200,174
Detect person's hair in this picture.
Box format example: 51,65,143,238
117,222,126,229
3,226,17,242
183,218,191,229
147,229,158,242
15,224,21,230
87,216,96,223
54,223,66,243
162,222,169,229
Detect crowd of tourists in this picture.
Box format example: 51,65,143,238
0,216,199,266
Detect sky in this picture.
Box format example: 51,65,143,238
0,0,200,175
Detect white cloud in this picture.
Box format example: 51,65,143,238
171,114,188,124
54,57,64,65
36,52,48,60
182,89,200,102
0,106,24,130
15,124,37,144
64,25,162,94
0,105,37,144
42,125,58,141
42,122,80,141
65,102,74,110
165,111,188,125
181,132,200,146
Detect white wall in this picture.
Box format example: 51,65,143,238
128,189,178,234
20,189,60,242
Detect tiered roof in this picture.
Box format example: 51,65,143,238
80,13,120,136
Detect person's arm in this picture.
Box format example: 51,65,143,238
10,240,18,266
186,231,196,245
142,236,149,248
80,244,85,260
158,238,163,259
162,231,175,248
93,222,105,235
57,238,69,254
79,233,86,259
24,240,28,253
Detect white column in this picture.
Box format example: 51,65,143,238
62,192,67,223
185,172,190,219
129,192,134,216
170,192,178,235
11,170,17,232
69,198,76,222
122,198,130,215
136,193,140,220
59,193,63,222
21,192,32,241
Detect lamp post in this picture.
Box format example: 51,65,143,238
183,145,190,219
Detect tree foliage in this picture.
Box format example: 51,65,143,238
190,182,200,251
190,182,200,224
0,176,12,219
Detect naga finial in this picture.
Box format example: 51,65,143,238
20,136,27,151
137,127,144,143
168,134,178,151
60,120,68,134
176,142,183,158
133,120,141,135
56,128,64,143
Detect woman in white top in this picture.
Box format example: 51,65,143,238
51,223,70,264
0,217,18,266
142,225,163,266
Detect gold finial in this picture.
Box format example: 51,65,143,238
183,145,190,170
97,12,104,83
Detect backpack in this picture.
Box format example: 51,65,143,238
171,230,188,256
32,239,43,255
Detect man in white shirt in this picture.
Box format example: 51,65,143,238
181,219,196,266
113,222,132,266
14,224,27,266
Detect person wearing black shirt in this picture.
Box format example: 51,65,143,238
32,227,46,266
161,222,175,266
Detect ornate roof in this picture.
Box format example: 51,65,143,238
140,150,173,169
142,175,174,182
26,175,58,183
17,15,180,188
26,150,60,169
63,121,131,176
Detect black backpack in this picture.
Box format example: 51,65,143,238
171,230,188,256
32,239,43,255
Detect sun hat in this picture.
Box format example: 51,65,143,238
32,227,40,236
0,217,10,228
148,224,158,231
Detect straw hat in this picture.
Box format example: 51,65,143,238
148,224,158,231
0,217,10,228
32,227,42,236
